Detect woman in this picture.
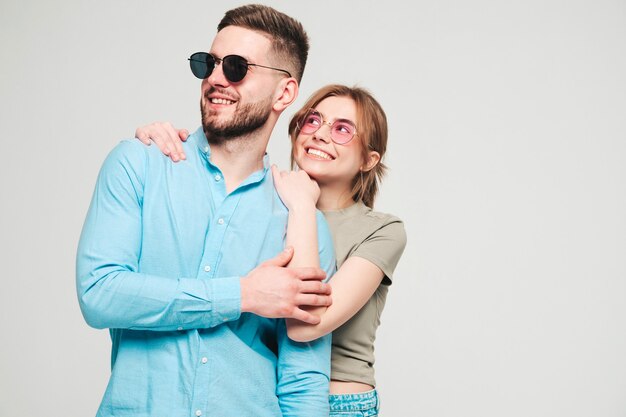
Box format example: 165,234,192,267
137,84,406,416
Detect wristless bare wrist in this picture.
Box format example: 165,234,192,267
286,203,317,214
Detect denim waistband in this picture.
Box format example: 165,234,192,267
329,389,379,412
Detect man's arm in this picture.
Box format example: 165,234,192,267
76,141,243,331
276,321,331,416
76,141,332,331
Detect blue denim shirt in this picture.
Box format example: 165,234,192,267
76,128,335,417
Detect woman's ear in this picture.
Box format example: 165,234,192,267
272,78,299,112
361,150,381,172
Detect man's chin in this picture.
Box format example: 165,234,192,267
203,124,250,143
202,117,234,138
201,100,271,142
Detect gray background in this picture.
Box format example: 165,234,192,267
1,0,625,416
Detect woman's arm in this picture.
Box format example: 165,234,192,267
272,167,397,342
287,217,407,342
271,166,331,336
271,166,321,268
286,256,385,342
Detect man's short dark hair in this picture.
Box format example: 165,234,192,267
218,4,309,83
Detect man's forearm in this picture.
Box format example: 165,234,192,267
77,261,241,330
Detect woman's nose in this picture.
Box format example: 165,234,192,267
313,123,332,143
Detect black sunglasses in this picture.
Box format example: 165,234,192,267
188,52,292,83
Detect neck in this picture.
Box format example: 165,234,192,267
316,183,356,211
209,131,269,194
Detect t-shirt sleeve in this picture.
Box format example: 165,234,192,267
351,216,407,285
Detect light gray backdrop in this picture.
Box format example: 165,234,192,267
1,0,625,416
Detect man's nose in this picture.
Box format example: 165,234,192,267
207,61,229,87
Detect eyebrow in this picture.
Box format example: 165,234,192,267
312,109,356,124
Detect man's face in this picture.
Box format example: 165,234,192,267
200,26,283,143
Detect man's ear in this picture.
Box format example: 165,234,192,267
273,78,299,112
362,151,381,172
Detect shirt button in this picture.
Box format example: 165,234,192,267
201,357,208,364
195,410,202,416
177,327,183,331
204,265,211,272
214,174,222,181
203,146,209,153
217,218,224,225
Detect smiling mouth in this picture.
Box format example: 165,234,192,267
210,98,235,105
306,148,334,160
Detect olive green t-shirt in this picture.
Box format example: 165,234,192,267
322,202,407,387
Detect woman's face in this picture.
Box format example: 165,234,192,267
293,96,365,189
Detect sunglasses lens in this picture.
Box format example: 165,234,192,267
222,55,248,82
189,53,214,79
300,110,322,134
299,110,356,144
330,121,356,144
188,53,251,82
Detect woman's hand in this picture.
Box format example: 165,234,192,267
271,165,320,211
135,122,189,162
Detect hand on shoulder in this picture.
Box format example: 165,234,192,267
135,121,189,162
271,165,320,212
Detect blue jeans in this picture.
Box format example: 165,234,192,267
329,389,380,417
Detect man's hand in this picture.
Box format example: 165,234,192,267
241,247,332,324
135,121,189,162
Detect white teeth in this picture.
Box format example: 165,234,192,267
307,148,333,160
210,98,234,105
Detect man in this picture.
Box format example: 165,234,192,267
76,4,335,417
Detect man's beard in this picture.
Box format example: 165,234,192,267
201,94,273,145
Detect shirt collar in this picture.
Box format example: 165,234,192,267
194,127,211,157
192,127,270,185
